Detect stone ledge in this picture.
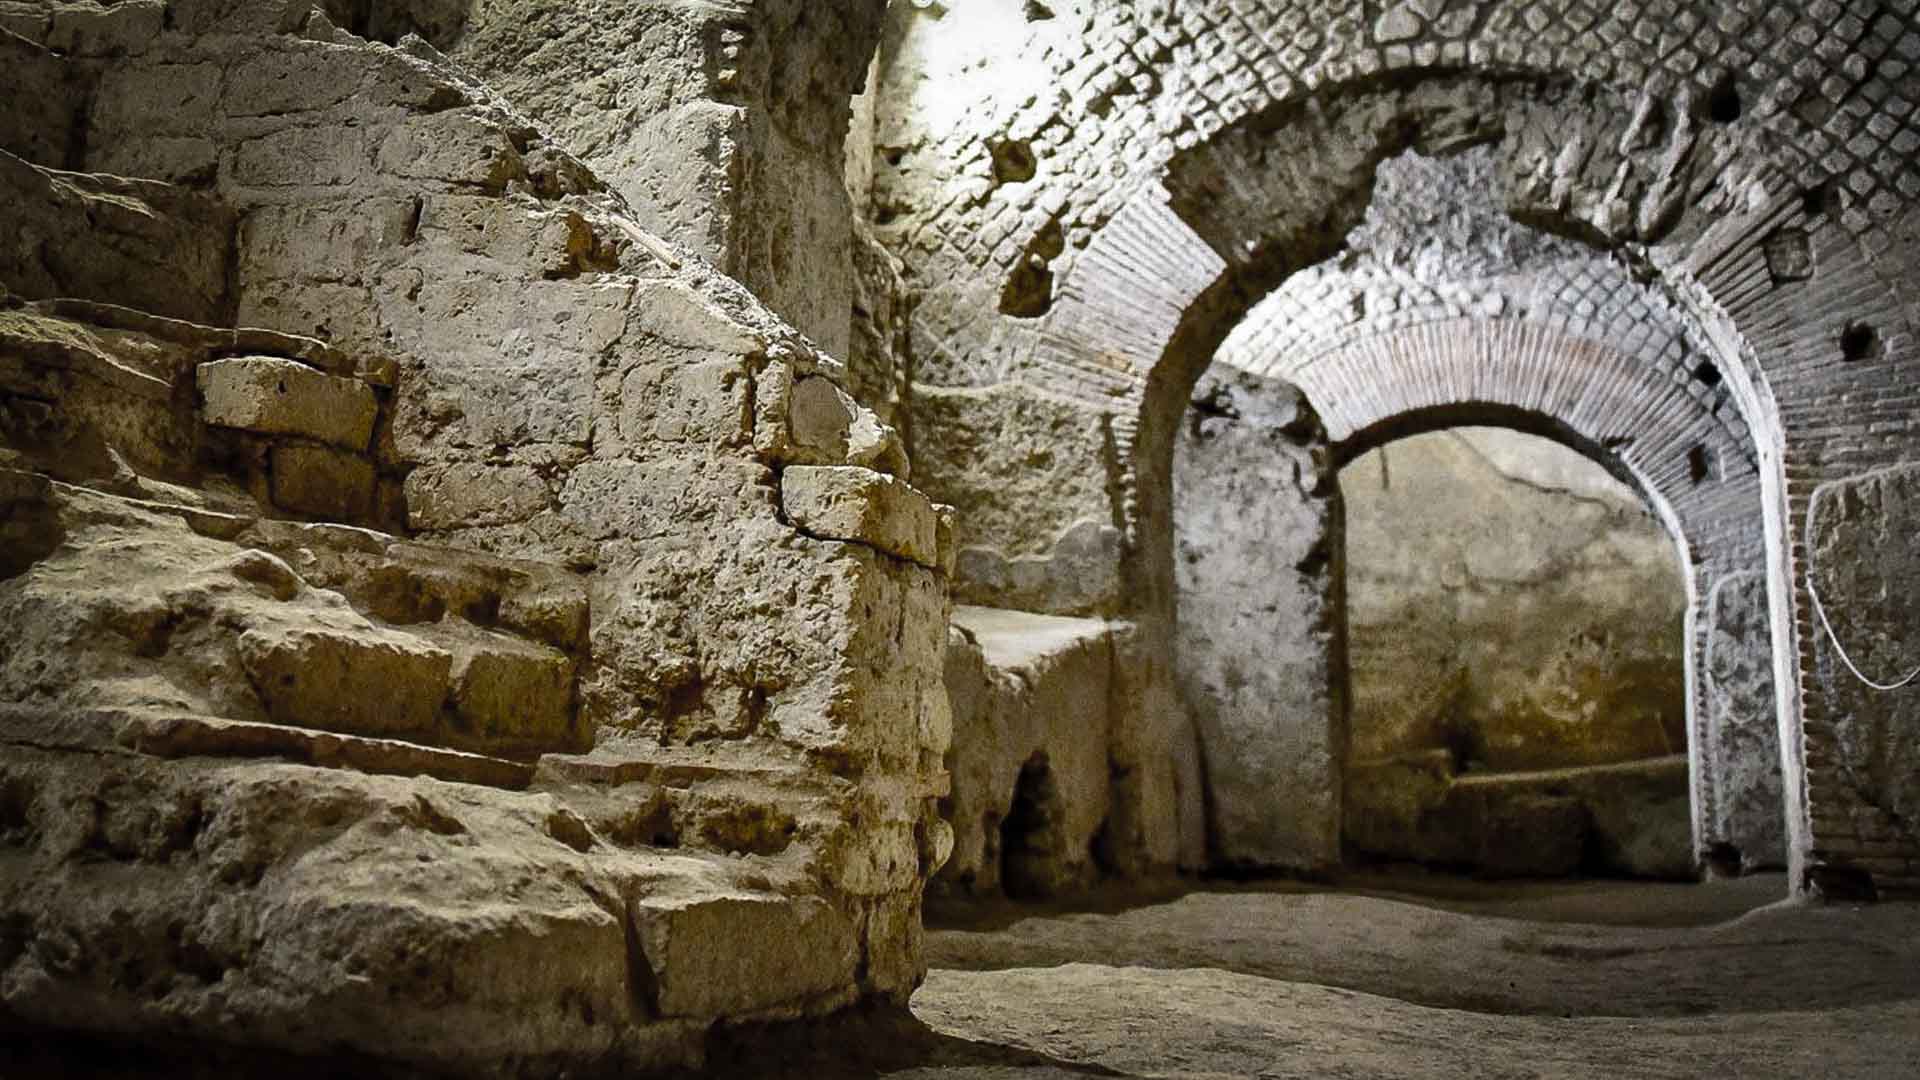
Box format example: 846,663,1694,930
536,749,815,789
781,465,939,569
115,711,535,790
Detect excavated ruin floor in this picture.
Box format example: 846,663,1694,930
15,874,1920,1078
774,872,1920,1080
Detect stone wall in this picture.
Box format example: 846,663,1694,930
939,607,1119,900
375,0,893,358
1347,753,1695,880
1344,428,1688,773
1704,572,1789,870
1805,464,1920,895
911,382,1124,617
1172,371,1345,870
0,4,950,1070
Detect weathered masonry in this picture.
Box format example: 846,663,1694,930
3,0,1919,1073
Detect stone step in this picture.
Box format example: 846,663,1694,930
536,742,817,790
114,709,536,789
0,148,233,324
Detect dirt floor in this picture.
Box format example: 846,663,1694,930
763,870,1920,1080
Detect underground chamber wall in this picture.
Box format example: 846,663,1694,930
1338,427,1696,879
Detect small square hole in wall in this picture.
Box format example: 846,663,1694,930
1707,72,1743,124
1688,444,1715,485
1763,228,1813,283
1802,181,1835,219
989,138,1038,185
1840,322,1882,363
1691,360,1722,388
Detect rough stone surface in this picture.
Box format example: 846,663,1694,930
0,149,232,324
952,518,1123,618
197,357,378,450
439,0,892,356
915,889,1920,1080
784,465,940,569
862,0,1920,897
1704,572,1788,870
0,11,950,1071
1807,463,1920,895
910,382,1120,610
1173,372,1343,870
1347,754,1695,880
1344,429,1688,771
9,0,1920,1071
938,607,1120,900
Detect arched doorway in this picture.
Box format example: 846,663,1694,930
1339,425,1696,879
1033,76,1813,889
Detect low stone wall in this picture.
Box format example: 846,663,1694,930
938,606,1121,899
1347,753,1695,880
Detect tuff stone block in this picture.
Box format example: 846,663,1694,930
237,623,452,740
782,465,939,568
199,357,378,450
270,444,376,520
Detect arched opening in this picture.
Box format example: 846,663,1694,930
1029,79,1804,883
1145,131,1793,886
1000,751,1070,899
870,9,1919,1078
1339,426,1694,880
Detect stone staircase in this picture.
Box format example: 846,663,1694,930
0,14,950,1070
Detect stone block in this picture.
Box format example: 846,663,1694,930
198,357,378,450
1175,371,1342,870
618,358,752,447
46,0,163,56
116,712,535,790
0,32,78,168
782,465,938,568
1807,463,1920,864
633,895,857,1018
1,151,232,324
448,634,577,747
403,462,549,530
934,504,958,578
1704,572,1787,869
270,444,375,520
1343,751,1464,865
237,623,451,740
938,607,1118,899
1466,790,1589,878
788,375,855,458
1574,758,1695,879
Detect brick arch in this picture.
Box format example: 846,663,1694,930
1234,318,1782,867
1027,69,1856,886
877,0,1920,890
1221,253,1758,474
1280,320,1753,533
883,2,1920,391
